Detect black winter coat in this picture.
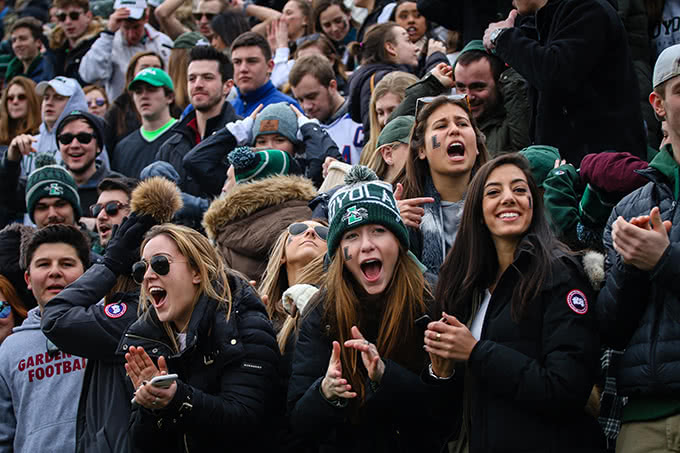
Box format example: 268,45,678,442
182,121,342,192
41,264,140,453
494,0,646,166
156,101,240,197
287,291,453,453
597,167,680,396
435,247,605,452
120,274,280,453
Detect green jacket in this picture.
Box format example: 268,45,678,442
4,53,54,84
477,67,531,156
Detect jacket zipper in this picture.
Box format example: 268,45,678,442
124,333,174,353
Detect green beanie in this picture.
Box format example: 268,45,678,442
579,184,617,228
454,40,487,67
173,31,204,49
519,145,561,188
326,165,408,258
25,157,81,222
377,115,415,148
228,146,291,183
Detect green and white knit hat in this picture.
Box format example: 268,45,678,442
327,165,408,258
25,154,81,222
227,146,292,183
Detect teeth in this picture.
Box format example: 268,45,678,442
150,287,164,294
499,213,518,219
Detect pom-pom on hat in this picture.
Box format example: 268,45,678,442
130,176,183,223
326,165,408,258
227,146,292,183
25,154,82,222
251,102,300,145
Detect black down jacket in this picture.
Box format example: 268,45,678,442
597,167,680,397
120,274,280,453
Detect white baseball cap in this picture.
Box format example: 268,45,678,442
654,44,680,88
114,0,148,20
36,76,80,97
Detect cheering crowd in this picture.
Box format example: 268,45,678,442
0,0,676,451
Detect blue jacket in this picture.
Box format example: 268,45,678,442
231,80,301,116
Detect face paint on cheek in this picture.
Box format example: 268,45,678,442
343,246,352,261
431,135,441,149
528,195,533,210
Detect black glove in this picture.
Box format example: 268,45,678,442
101,212,157,276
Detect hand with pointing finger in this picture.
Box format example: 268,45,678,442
394,183,434,229
344,326,385,383
7,134,37,162
321,341,357,401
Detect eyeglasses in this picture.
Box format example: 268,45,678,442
0,301,11,319
57,132,96,145
192,12,216,21
132,255,188,284
57,11,82,22
415,94,470,118
90,200,129,217
288,223,328,241
87,98,106,107
7,94,26,102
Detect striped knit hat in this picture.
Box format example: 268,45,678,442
227,146,292,183
25,154,81,222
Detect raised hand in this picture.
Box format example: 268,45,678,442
7,134,37,161
431,62,454,89
394,183,434,228
321,341,357,401
125,346,163,390
426,39,447,58
108,8,130,33
344,326,385,383
424,312,478,377
613,206,671,271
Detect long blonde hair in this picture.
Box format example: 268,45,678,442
359,71,418,169
323,242,429,406
168,48,190,110
138,224,232,353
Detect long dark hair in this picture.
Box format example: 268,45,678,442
435,153,568,322
211,12,250,50
401,95,489,199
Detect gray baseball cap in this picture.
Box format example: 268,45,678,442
654,44,680,89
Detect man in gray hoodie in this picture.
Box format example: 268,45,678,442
0,224,89,452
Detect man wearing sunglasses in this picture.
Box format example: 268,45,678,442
49,0,106,86
91,176,137,252
79,0,172,102
154,0,223,40
0,224,89,453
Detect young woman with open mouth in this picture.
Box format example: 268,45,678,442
288,166,451,453
425,154,605,452
397,95,490,274
121,224,279,452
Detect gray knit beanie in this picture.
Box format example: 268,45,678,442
251,102,300,145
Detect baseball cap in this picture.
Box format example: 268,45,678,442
36,76,79,97
654,44,680,88
377,115,415,148
114,0,147,20
128,67,174,91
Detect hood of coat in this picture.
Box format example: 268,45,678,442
49,16,107,50
203,175,317,240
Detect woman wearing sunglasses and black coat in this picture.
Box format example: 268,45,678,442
120,223,280,453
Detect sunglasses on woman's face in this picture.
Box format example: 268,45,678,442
0,301,11,319
57,132,96,145
87,98,106,107
90,200,129,217
415,94,470,118
7,94,26,102
57,11,82,21
288,223,328,241
132,255,188,284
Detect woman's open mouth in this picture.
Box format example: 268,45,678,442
149,287,167,308
360,259,383,282
447,142,465,161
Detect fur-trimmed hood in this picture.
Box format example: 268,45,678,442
203,175,317,240
49,16,107,50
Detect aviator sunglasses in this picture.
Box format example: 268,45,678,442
57,11,82,21
57,132,96,145
132,255,188,284
288,223,328,241
90,201,129,217
192,12,216,21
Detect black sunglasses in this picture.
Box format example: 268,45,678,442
57,11,82,21
87,98,107,107
57,132,96,145
288,222,328,241
192,12,216,21
132,255,188,284
7,94,26,102
90,200,129,217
